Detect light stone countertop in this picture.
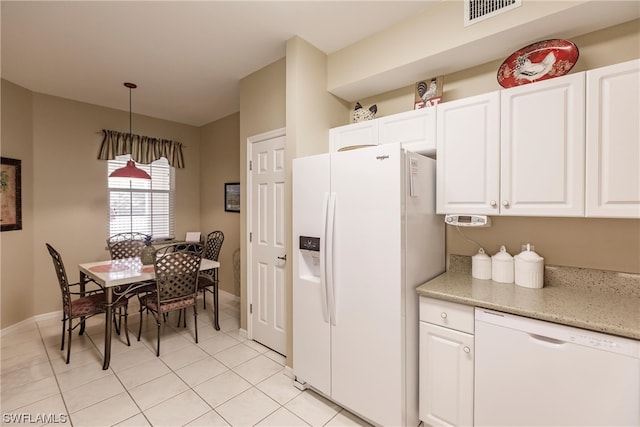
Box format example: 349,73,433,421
416,271,640,340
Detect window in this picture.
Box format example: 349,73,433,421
108,155,174,239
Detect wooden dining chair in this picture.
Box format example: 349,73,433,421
197,230,224,330
137,243,203,356
46,243,130,363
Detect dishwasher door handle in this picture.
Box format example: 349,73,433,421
528,333,566,346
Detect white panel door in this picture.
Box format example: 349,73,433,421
330,144,404,427
500,72,585,216
291,153,331,395
436,92,500,214
250,133,286,354
586,59,640,218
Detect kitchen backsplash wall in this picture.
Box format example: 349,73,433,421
448,255,640,298
446,216,640,275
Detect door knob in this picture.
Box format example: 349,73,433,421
277,255,287,261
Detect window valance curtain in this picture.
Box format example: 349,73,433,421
97,129,185,168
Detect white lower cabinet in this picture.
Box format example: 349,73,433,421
419,297,474,427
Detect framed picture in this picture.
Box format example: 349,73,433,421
1,157,22,232
225,182,240,213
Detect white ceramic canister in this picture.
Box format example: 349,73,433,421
492,245,514,283
472,248,492,280
514,243,544,288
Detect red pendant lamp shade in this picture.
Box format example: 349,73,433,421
108,82,151,180
109,160,151,179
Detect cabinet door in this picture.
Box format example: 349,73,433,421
586,59,640,218
329,120,378,152
500,72,585,216
419,322,474,427
378,108,436,155
436,92,500,214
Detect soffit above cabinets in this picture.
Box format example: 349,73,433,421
327,1,640,102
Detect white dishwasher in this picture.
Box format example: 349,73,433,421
474,308,640,427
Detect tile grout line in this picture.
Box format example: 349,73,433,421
34,320,73,423
4,295,356,427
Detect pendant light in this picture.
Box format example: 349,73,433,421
109,82,151,179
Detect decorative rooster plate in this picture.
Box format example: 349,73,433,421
497,39,579,88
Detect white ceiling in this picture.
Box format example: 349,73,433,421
1,1,438,126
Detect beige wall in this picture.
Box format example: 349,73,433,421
200,113,241,296
1,82,203,328
239,58,287,329
1,81,35,326
237,39,347,362
284,36,350,366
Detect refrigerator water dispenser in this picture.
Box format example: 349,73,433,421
298,236,321,279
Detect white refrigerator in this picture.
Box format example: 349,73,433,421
292,143,444,427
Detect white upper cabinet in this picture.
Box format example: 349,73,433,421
586,59,640,218
436,91,500,215
330,108,436,155
330,120,378,152
500,72,586,216
378,108,436,155
437,72,586,216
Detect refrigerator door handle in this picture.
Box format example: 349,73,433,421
319,193,330,323
326,192,337,326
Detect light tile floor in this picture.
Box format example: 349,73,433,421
0,292,372,427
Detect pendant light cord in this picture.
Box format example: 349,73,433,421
129,85,132,137
124,82,137,143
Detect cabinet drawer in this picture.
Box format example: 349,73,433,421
420,296,474,334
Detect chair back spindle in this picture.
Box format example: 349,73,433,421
107,232,150,259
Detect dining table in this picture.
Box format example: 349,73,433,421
78,256,219,370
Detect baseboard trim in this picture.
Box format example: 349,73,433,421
1,310,61,336
284,365,295,379
219,288,240,302
2,289,241,337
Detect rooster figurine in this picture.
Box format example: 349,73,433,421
353,102,377,122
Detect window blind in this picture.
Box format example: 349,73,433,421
108,156,175,239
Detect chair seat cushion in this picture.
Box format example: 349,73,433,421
70,293,105,317
141,294,196,314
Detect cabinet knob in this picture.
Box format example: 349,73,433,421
463,346,471,354
502,200,510,207
440,312,447,319
490,200,497,207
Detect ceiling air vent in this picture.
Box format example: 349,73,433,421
464,0,522,26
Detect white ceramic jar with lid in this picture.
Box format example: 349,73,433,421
492,245,514,283
514,243,544,288
472,248,492,280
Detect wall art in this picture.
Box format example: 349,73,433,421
1,157,22,231
225,182,240,213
